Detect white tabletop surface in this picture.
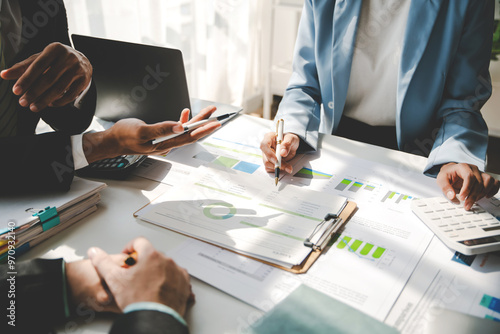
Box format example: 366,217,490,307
25,114,441,333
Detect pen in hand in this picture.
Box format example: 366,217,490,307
122,251,138,268
275,119,284,186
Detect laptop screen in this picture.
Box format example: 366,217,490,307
71,34,191,124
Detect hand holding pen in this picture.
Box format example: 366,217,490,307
89,237,195,316
275,119,284,186
260,120,301,184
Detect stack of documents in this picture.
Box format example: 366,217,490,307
0,177,106,262
135,167,350,269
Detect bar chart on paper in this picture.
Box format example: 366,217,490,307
335,178,377,193
381,191,415,204
335,235,387,259
331,233,397,270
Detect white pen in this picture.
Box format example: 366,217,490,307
152,112,237,144
275,119,284,186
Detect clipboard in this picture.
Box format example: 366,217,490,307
134,198,357,274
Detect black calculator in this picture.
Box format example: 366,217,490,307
76,155,147,179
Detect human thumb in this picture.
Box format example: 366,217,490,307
88,247,118,281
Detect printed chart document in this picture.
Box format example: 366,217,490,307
135,167,347,268
167,147,442,321
386,230,500,333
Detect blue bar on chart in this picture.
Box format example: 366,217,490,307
233,161,260,174
480,294,500,313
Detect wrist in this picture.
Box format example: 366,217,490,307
83,130,115,163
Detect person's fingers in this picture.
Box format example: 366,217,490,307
0,53,38,82
436,171,459,203
480,173,500,199
122,237,154,258
48,77,85,108
188,105,217,123
260,132,277,171
154,121,220,152
187,290,196,310
279,134,300,173
19,59,70,108
179,108,190,123
281,133,299,157
458,165,484,210
139,121,184,142
13,46,61,97
482,174,496,199
88,247,122,283
28,72,76,111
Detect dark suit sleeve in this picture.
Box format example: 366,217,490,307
0,1,97,194
0,132,75,193
110,310,189,334
0,258,67,334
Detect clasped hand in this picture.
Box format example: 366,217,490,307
1,42,92,112
66,238,194,317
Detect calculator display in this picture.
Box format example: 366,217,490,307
460,235,500,246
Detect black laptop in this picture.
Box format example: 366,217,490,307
71,34,191,124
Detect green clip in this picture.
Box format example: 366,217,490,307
33,206,60,231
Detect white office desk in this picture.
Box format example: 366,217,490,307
24,115,499,333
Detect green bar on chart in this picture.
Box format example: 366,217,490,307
213,156,239,168
350,240,363,252
360,243,374,255
403,195,408,200
335,179,352,191
365,185,375,191
372,247,386,259
337,236,352,249
388,192,396,199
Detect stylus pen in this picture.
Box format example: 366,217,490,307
275,119,284,186
152,112,237,144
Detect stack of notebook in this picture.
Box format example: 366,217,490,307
0,177,106,262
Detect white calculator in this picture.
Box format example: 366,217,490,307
411,197,500,255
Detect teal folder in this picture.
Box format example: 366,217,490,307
251,285,399,334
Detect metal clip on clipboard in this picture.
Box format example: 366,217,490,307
303,213,343,251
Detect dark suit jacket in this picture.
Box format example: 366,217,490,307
0,259,189,334
0,0,96,194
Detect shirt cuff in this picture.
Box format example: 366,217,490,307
73,80,92,109
71,134,89,169
123,302,187,327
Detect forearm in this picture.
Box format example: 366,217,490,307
82,130,115,164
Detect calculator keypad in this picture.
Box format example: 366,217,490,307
412,197,500,255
